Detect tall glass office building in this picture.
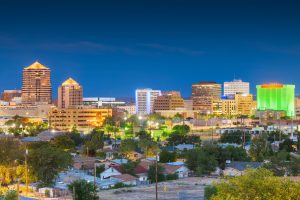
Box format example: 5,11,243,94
256,83,295,117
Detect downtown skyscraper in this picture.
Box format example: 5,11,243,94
58,78,83,108
21,61,52,105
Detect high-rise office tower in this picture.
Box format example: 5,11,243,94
135,88,161,115
21,61,52,105
58,78,83,108
256,83,295,117
153,91,184,111
192,82,222,112
224,79,250,96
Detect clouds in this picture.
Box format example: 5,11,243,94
0,34,203,57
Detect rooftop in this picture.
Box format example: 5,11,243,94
62,78,80,86
111,174,138,182
24,61,49,70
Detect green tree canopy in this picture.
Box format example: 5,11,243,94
51,134,75,151
249,133,272,162
28,142,72,187
147,164,165,183
219,131,251,144
172,125,190,135
84,128,105,155
185,148,218,176
159,150,176,163
211,168,300,200
68,179,98,200
120,139,138,156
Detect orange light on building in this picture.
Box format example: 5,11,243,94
261,83,283,88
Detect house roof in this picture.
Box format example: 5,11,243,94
111,174,138,182
162,163,182,174
110,164,121,171
139,160,154,170
111,159,128,165
175,144,194,150
227,161,263,171
134,164,148,174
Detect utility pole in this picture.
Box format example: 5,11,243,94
94,163,96,198
17,178,20,200
73,186,76,200
155,153,158,200
25,148,28,196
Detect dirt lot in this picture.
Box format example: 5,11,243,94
98,177,219,200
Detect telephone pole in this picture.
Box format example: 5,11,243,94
25,148,29,196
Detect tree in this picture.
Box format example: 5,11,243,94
147,113,164,122
119,139,137,156
219,131,251,144
84,128,105,156
185,148,218,176
159,150,176,163
0,138,24,165
28,142,72,187
173,113,184,121
120,161,138,176
172,125,190,134
249,133,272,162
279,139,296,152
138,139,159,157
69,127,83,146
52,134,75,151
95,164,105,177
4,190,17,200
211,168,300,200
204,185,217,200
167,132,201,146
103,116,115,126
218,146,250,169
147,164,165,183
68,179,98,200
265,150,300,176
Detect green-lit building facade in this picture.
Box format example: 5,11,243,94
256,84,295,117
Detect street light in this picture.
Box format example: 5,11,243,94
15,148,29,197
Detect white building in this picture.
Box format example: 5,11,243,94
135,89,161,115
224,79,250,96
83,97,125,108
117,104,136,115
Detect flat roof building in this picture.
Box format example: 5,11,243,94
49,107,112,133
135,89,161,115
256,83,295,117
192,82,222,113
224,79,250,96
153,91,184,111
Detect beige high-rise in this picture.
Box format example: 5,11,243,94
153,91,184,111
192,82,222,112
58,78,83,108
22,61,52,105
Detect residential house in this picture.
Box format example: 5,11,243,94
73,155,96,170
162,163,189,178
175,144,195,151
100,166,122,180
223,161,263,177
127,151,144,161
110,174,139,186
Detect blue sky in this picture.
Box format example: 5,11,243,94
0,0,300,98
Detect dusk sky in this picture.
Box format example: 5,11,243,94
1,0,300,98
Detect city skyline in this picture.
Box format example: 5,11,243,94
1,1,300,97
